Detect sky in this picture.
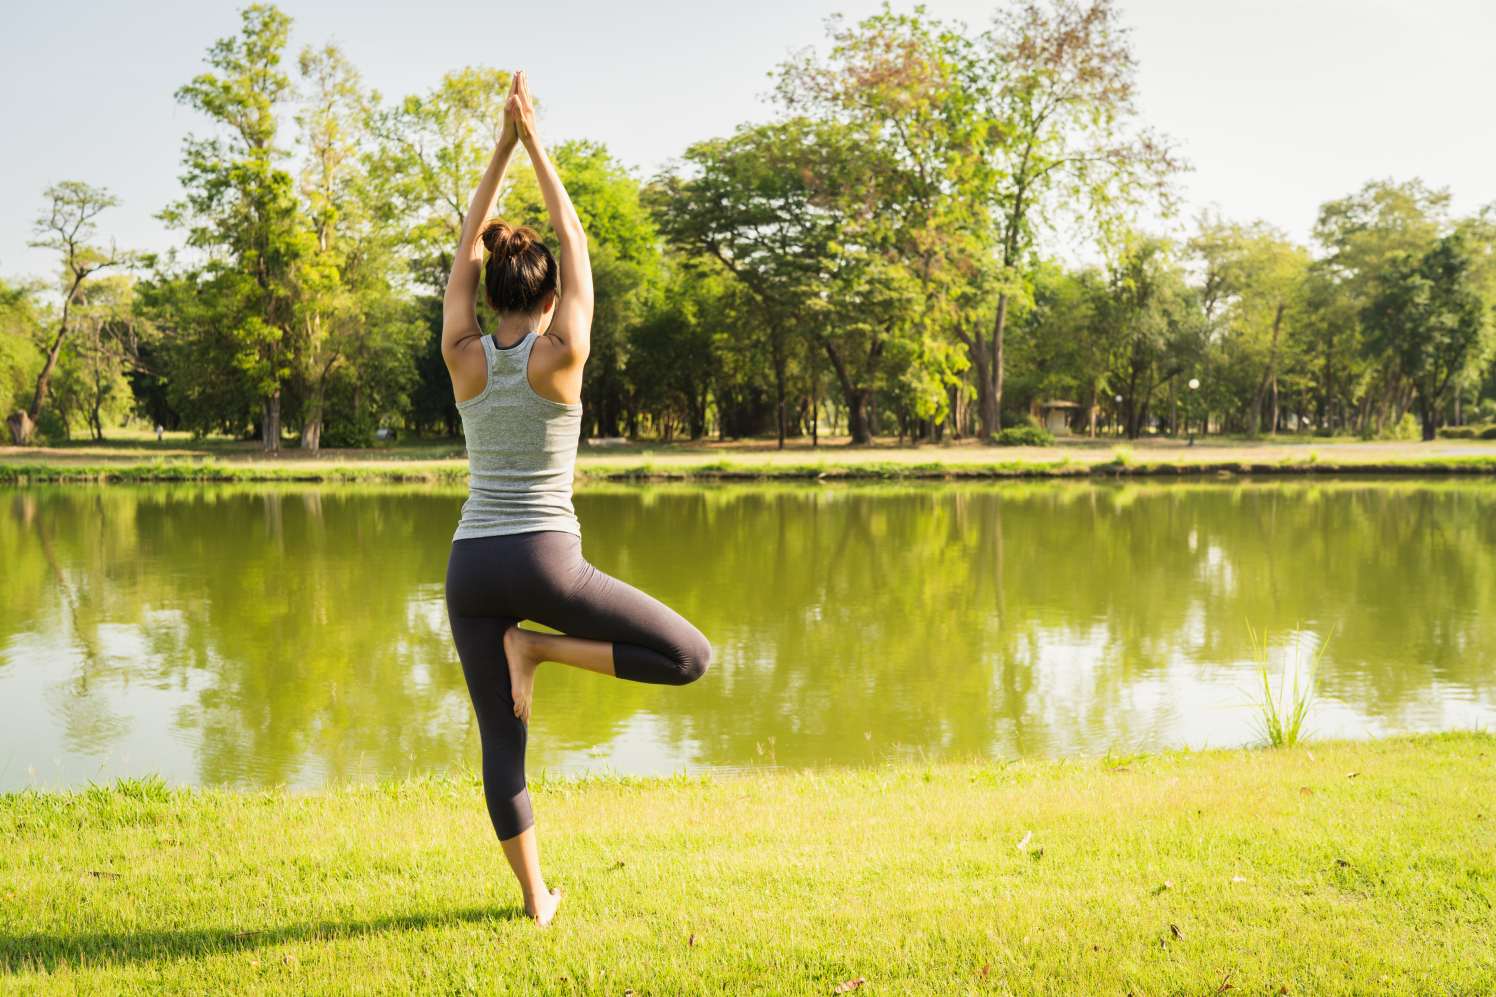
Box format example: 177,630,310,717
4,0,1495,285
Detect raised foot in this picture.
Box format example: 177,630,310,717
502,624,542,725
525,886,563,927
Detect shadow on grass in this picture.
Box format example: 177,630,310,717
0,903,522,975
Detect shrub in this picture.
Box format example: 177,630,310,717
992,425,1055,447
1483,425,1496,440
321,412,377,449
1438,426,1479,439
1377,413,1421,441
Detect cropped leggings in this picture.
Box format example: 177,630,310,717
444,530,712,840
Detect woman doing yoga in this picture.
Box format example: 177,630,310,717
441,71,712,927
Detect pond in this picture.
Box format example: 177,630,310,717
2,479,1493,791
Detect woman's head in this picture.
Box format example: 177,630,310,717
480,219,557,323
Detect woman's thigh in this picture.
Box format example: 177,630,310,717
529,556,710,667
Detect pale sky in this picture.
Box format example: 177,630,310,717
4,0,1494,285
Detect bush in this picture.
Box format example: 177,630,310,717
1438,426,1479,439
320,412,377,449
992,425,1055,447
1483,425,1496,440
1378,413,1421,441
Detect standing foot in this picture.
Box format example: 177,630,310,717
503,624,543,725
525,886,563,927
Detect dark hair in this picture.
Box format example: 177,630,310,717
480,219,557,314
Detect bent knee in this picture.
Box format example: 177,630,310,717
677,631,713,684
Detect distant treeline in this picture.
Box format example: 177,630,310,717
3,1,1494,449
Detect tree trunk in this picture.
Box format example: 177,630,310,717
957,323,996,440
772,333,786,450
1248,302,1285,437
263,391,282,452
6,411,36,445
810,375,818,447
988,291,1009,437
845,389,872,445
301,381,324,453
1270,373,1280,434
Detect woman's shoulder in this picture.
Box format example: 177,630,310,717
445,331,493,406
526,330,586,407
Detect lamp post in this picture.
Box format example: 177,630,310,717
1187,377,1201,446
1115,394,1124,437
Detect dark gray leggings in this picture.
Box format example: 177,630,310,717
445,530,711,840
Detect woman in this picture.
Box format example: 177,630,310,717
441,72,712,927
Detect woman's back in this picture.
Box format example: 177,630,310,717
452,331,582,541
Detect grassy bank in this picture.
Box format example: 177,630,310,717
5,438,1496,484
3,734,1493,994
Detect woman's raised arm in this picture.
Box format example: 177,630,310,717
509,71,594,363
441,74,520,375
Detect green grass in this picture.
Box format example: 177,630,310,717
4,734,1493,994
5,449,1496,485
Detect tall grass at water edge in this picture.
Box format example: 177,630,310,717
1248,624,1327,748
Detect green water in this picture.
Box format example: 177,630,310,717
2,480,1493,790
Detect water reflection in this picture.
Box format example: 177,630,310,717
2,479,1493,790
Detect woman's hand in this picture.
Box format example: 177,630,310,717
497,73,520,148
507,69,539,148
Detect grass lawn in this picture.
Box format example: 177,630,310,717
4,435,1496,483
3,733,1493,994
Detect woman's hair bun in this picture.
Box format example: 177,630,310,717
479,217,558,313
480,218,536,257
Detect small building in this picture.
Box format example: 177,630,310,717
1038,400,1081,436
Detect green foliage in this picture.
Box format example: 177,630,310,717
1363,233,1492,439
18,4,1496,445
1379,412,1422,441
0,279,45,417
992,425,1055,446
155,3,307,450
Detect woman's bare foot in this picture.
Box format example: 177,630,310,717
525,886,562,927
502,625,544,724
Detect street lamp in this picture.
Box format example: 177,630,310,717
1187,377,1201,446
1115,393,1123,437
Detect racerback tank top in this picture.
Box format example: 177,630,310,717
452,331,583,541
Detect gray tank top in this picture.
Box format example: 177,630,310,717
452,331,583,541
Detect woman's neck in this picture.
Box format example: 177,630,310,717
493,312,539,348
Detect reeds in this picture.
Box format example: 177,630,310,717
1247,624,1327,748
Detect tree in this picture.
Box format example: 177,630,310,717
1004,261,1108,433
1191,216,1309,435
366,66,512,436
626,263,720,440
652,120,835,447
1363,233,1491,440
1101,236,1205,438
162,3,308,451
291,42,364,451
48,275,139,441
6,182,129,444
289,42,421,451
965,0,1179,437
0,279,47,423
774,8,985,444
1308,178,1449,433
